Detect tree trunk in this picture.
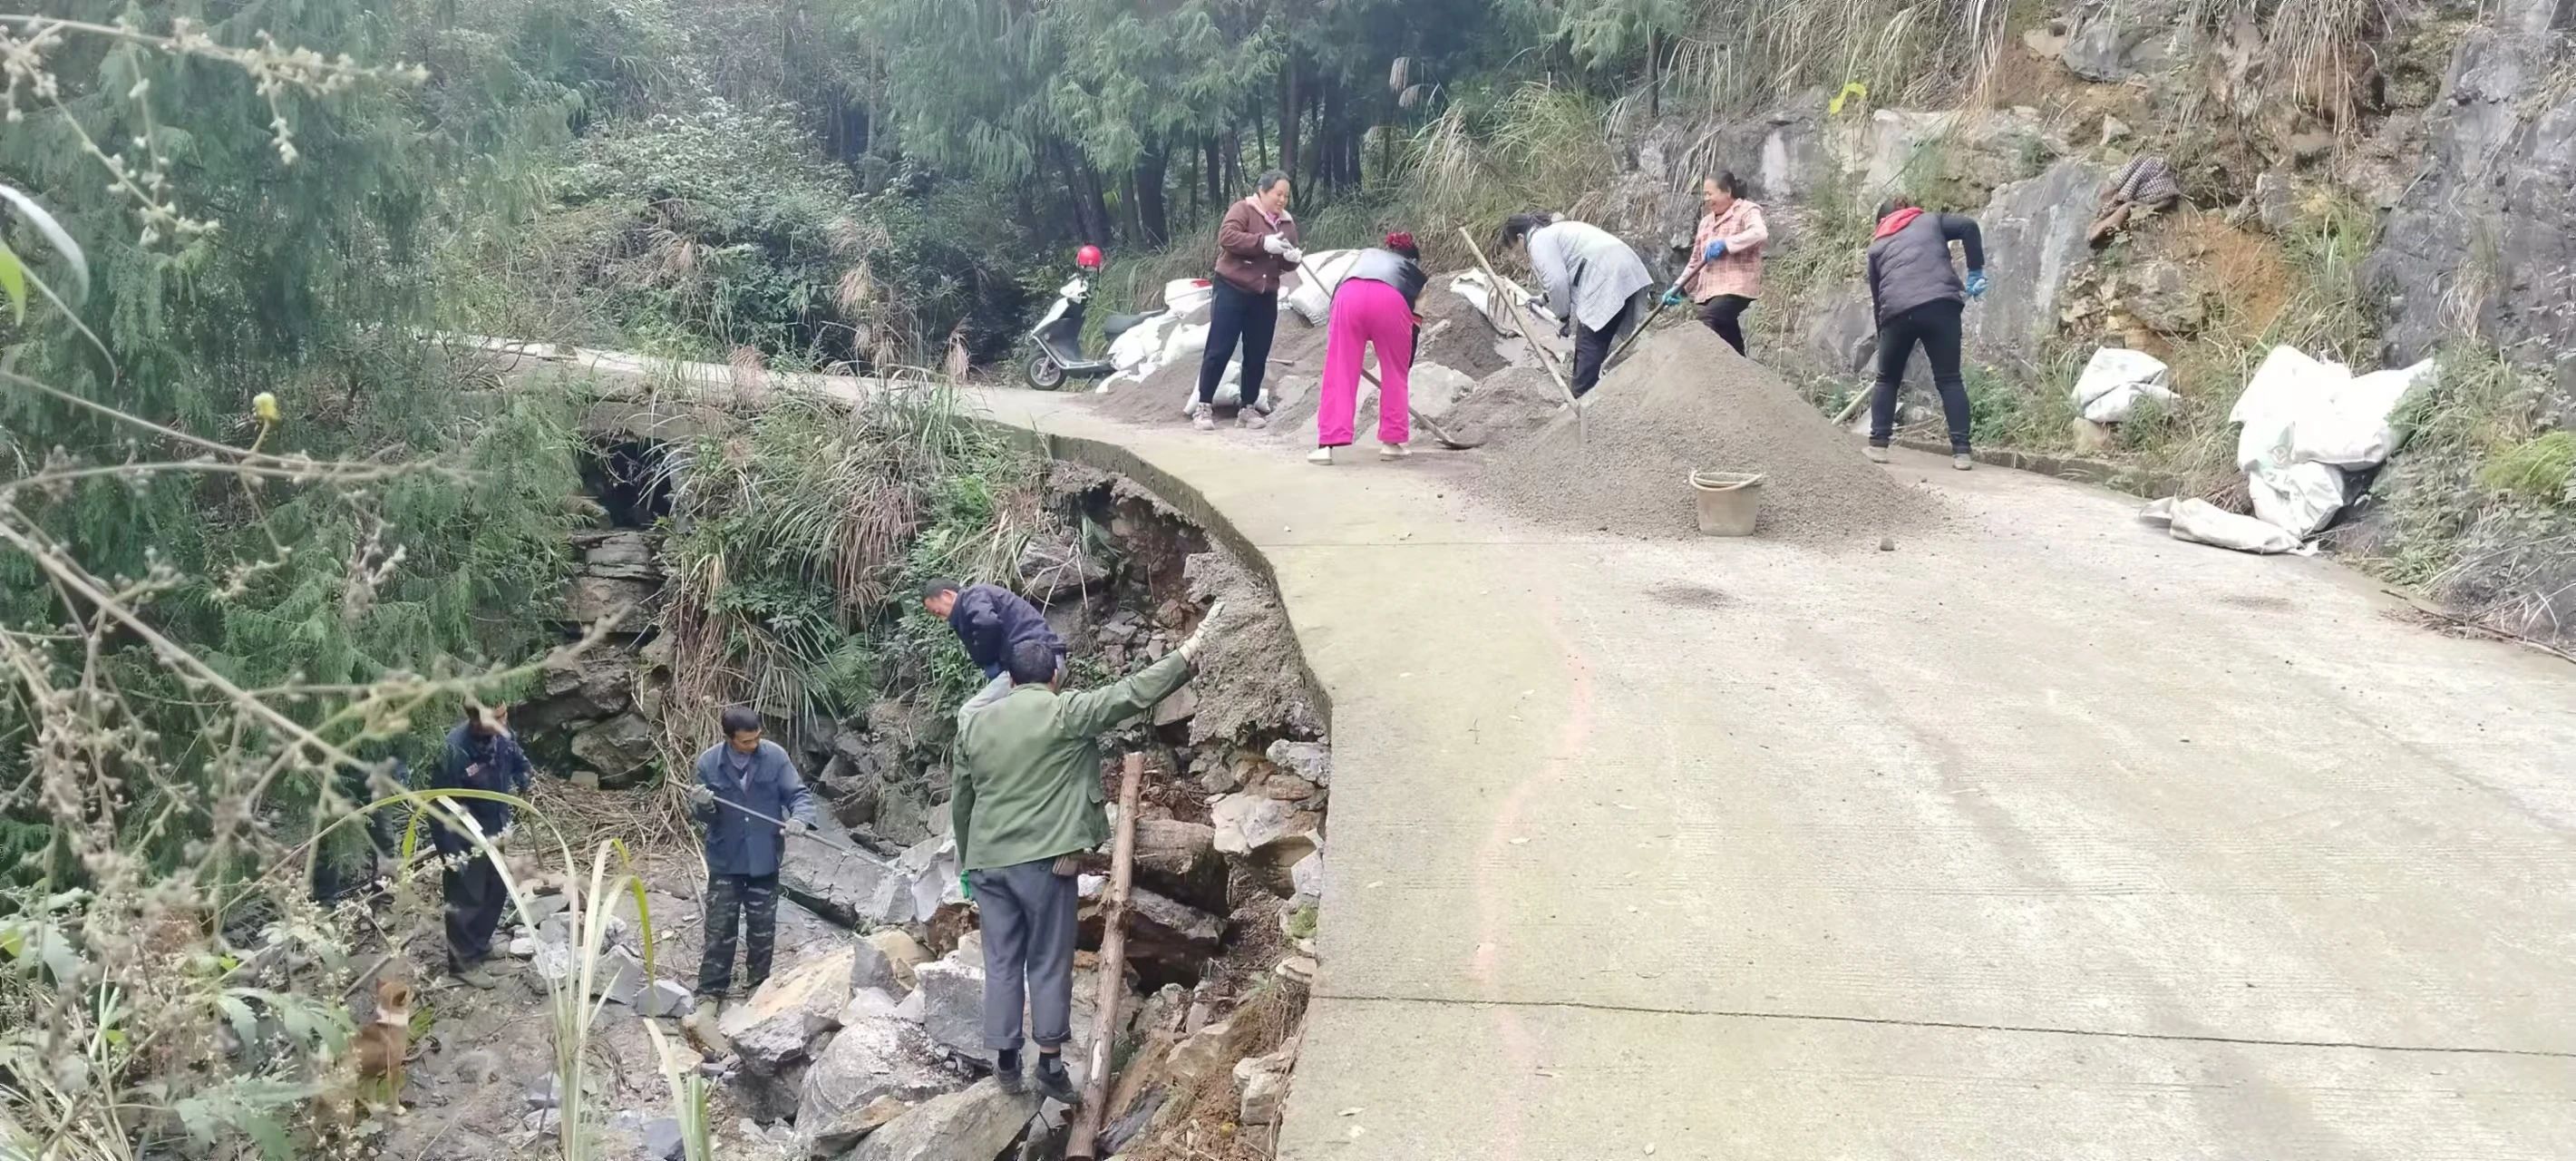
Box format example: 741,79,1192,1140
1056,142,1105,242
1134,143,1169,246
1277,60,1302,185
1648,31,1662,118
1310,77,1338,193
1205,134,1223,208
1081,163,1115,245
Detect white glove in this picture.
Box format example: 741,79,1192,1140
1279,246,1305,265
1178,600,1227,662
685,784,715,809
1261,234,1289,256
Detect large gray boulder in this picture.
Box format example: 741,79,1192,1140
1966,159,2106,371
519,647,637,728
780,829,912,929
1079,887,1222,978
847,1079,1035,1161
2367,0,2576,404
718,947,856,1071
910,951,1122,1084
1210,795,1320,870
569,712,659,788
2058,0,2195,82
795,1000,959,1156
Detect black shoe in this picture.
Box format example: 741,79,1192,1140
993,1049,1025,1095
1032,1053,1077,1103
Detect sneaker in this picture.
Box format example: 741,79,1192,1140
994,1049,1026,1095
689,997,723,1025
1239,410,1270,430
1378,443,1410,460
1863,444,1890,463
1032,1053,1078,1103
452,962,499,990
1307,447,1334,465
1952,453,1975,471
1251,391,1278,416
1188,402,1216,432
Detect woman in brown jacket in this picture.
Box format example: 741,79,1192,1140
1191,170,1302,431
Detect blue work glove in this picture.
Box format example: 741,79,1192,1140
1964,269,1990,299
1702,239,1728,260
1659,285,1685,308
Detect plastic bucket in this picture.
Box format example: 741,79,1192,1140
1688,470,1764,536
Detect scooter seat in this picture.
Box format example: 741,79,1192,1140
1101,311,1155,341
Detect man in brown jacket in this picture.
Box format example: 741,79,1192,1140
1192,170,1301,431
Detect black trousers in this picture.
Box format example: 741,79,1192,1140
697,872,781,997
1197,278,1278,405
1696,294,1753,356
1869,299,1971,453
442,851,507,969
1570,298,1636,398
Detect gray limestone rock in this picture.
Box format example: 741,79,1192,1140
846,1079,1036,1161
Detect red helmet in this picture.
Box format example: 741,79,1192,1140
1075,245,1104,269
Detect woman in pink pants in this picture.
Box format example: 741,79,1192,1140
1310,232,1428,464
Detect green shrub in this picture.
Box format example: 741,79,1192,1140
2477,432,2576,505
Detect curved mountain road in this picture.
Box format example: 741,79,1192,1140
971,385,2576,1161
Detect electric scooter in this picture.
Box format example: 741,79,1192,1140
1023,245,1176,390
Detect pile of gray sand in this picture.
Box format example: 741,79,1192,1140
1415,286,1515,378
1437,366,1564,450
1469,326,1930,542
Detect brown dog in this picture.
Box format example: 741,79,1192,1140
350,976,414,1115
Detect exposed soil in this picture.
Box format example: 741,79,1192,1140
1468,325,1939,543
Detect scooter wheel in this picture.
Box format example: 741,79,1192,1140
1023,352,1067,391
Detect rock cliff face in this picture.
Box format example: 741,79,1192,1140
2368,0,2576,411
1591,0,2573,411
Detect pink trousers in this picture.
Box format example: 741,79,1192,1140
1317,278,1413,447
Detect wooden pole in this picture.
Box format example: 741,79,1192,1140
1064,751,1145,1160
1457,227,1584,444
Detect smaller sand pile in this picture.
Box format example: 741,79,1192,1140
1439,366,1566,449
1416,289,1516,378
1471,326,1930,541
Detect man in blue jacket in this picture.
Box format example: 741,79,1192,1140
428,706,532,989
922,577,1065,684
687,705,819,1011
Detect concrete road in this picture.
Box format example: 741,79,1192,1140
976,387,2576,1160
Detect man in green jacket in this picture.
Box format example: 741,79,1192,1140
952,607,1218,1101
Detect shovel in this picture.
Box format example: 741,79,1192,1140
708,796,899,869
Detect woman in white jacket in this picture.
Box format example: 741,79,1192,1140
1499,212,1654,397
